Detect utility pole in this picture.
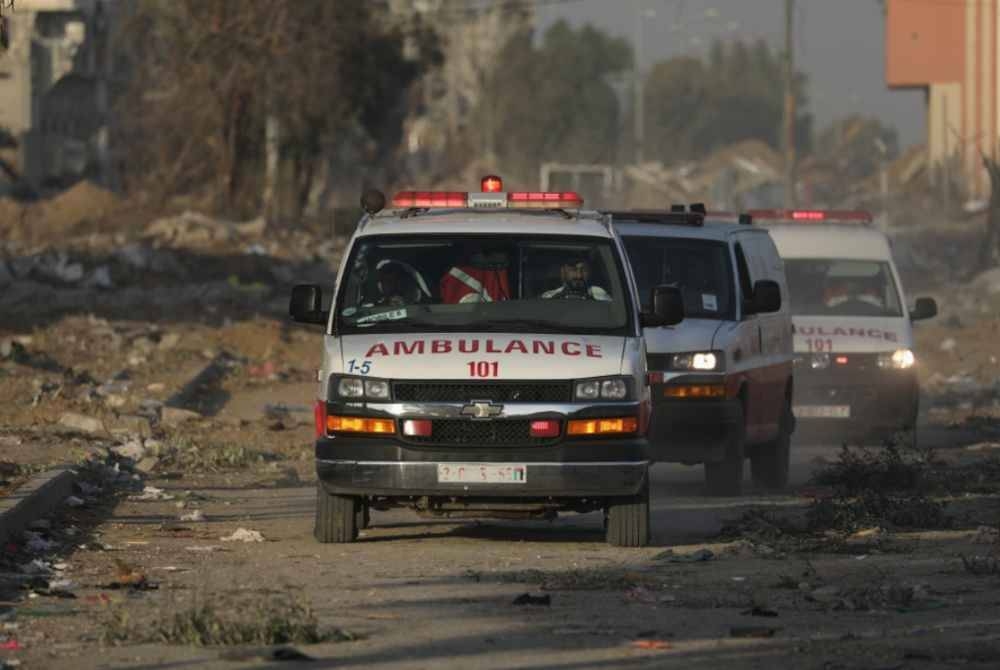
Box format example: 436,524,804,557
783,0,797,208
634,2,645,165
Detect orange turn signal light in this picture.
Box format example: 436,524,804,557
566,417,638,436
663,384,726,399
326,415,396,434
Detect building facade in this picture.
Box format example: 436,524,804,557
0,0,113,192
886,0,1000,199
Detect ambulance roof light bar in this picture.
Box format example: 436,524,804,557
747,209,873,225
390,176,584,211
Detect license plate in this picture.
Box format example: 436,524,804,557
794,405,851,419
437,464,527,484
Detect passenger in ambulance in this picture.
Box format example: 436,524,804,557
823,275,884,312
440,247,511,304
372,259,430,307
541,256,611,301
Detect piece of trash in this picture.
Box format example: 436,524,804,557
24,533,57,554
180,510,205,522
631,639,672,650
76,482,101,496
19,559,51,576
730,626,779,638
101,559,158,591
512,593,551,606
269,647,315,662
129,486,174,502
220,528,265,543
64,496,85,508
0,639,21,651
740,606,778,618
655,548,714,563
51,563,69,572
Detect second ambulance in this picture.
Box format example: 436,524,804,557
752,210,937,446
290,178,684,547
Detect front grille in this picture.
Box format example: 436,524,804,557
403,419,558,447
393,382,571,403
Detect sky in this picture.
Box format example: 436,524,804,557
537,0,926,147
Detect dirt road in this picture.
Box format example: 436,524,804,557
5,418,1000,670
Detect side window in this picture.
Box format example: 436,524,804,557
733,242,754,307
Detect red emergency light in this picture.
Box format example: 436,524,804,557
390,189,584,210
481,175,503,193
392,191,467,208
508,191,584,209
747,209,873,224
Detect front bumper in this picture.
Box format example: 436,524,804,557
316,399,648,497
316,458,648,498
792,365,919,442
646,376,742,464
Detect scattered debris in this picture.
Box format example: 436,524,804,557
741,606,779,618
160,407,203,427
960,554,1000,576
180,510,205,523
654,548,715,563
58,412,105,435
220,528,265,543
129,486,175,502
512,593,551,606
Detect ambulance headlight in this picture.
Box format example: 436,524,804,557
333,376,392,400
337,378,365,398
810,353,831,370
575,377,630,401
878,349,915,370
600,379,628,400
364,379,391,399
668,351,723,371
574,380,601,401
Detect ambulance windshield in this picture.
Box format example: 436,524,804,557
621,237,734,320
336,235,631,335
783,259,903,317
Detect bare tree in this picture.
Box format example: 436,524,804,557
113,0,432,220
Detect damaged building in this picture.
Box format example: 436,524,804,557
0,0,114,196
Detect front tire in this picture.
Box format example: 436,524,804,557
314,485,359,543
705,404,745,496
605,482,650,547
751,403,792,490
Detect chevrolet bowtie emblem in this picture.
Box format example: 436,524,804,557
461,400,504,419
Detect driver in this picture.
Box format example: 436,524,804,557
373,259,429,307
541,256,611,301
824,276,883,310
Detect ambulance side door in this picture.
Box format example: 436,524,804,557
731,237,763,440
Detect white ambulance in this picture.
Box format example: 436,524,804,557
290,178,684,547
751,209,938,446
610,208,794,496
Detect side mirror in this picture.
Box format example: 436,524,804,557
910,296,937,321
642,285,684,327
289,284,329,325
751,279,782,314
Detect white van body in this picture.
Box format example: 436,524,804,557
291,187,674,547
757,214,937,445
611,211,795,495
